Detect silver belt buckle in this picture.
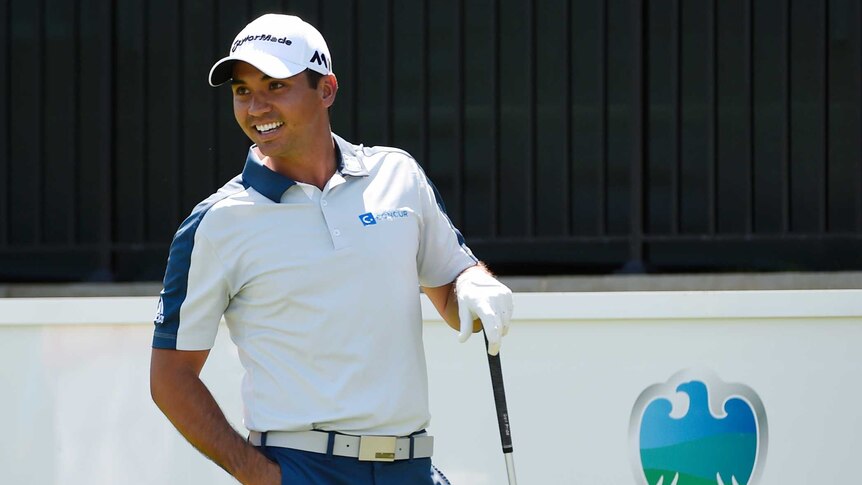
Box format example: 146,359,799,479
358,435,397,462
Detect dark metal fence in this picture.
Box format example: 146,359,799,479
1,0,861,281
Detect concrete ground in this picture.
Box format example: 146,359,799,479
2,272,861,297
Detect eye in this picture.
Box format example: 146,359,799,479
233,86,249,96
269,81,285,90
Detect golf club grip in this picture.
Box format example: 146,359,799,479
484,333,514,453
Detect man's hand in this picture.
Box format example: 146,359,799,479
455,266,513,356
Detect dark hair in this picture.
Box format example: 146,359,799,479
306,69,324,89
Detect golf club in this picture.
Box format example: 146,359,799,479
484,331,518,485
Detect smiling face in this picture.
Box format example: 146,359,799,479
230,61,336,161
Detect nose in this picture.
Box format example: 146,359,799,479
248,92,271,116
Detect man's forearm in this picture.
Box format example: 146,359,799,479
150,352,277,484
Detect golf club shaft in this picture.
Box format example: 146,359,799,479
484,332,518,485
504,453,518,485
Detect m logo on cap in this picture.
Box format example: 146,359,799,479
310,51,329,69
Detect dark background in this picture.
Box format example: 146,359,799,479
1,0,861,282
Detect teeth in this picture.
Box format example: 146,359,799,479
255,121,283,133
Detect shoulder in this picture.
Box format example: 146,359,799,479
360,145,420,172
193,176,249,219
173,175,251,241
336,133,422,175
360,144,414,161
358,146,429,195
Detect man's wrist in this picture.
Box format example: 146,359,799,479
454,263,492,293
229,442,279,485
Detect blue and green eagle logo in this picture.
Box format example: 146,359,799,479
629,369,768,485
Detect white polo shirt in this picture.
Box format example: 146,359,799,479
153,134,477,436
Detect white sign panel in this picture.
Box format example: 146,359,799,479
0,291,859,484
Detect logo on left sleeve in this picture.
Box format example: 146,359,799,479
154,296,165,325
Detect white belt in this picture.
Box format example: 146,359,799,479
248,430,434,462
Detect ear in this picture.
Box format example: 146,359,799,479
320,74,338,108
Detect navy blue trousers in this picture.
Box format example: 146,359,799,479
258,446,436,484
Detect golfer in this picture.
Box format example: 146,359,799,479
150,13,513,485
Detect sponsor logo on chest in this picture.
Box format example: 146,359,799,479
358,210,410,226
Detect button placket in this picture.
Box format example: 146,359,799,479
320,178,352,250
319,195,348,249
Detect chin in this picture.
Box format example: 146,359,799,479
253,139,273,152
255,142,287,159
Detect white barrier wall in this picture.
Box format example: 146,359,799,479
1,291,860,484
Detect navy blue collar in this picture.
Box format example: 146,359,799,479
241,149,296,202
241,134,368,203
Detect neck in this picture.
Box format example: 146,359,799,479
258,132,337,191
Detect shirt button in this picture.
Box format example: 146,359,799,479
333,229,341,237
321,200,328,206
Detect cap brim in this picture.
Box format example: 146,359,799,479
208,51,308,87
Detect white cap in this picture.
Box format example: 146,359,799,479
208,14,332,87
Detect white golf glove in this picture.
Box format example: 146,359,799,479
455,267,513,356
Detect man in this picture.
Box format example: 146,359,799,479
150,13,513,485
